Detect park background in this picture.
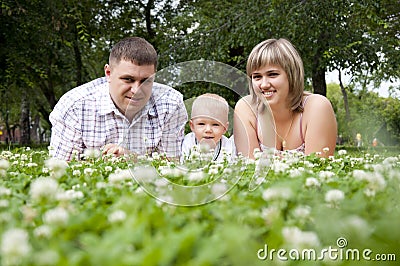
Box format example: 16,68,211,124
0,0,399,148
1,2,400,266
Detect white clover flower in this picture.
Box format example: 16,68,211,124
0,186,11,196
343,215,371,239
253,148,262,159
0,159,10,170
208,165,219,175
338,149,347,156
0,213,12,223
211,183,227,197
368,172,386,190
135,186,145,194
21,206,37,223
20,154,28,161
72,170,81,176
30,177,58,201
83,148,101,159
26,162,38,168
292,205,311,220
56,190,84,201
108,169,132,183
43,207,69,226
289,168,303,178
154,178,169,188
105,166,113,172
318,171,335,182
383,156,398,166
271,161,290,173
322,147,330,153
364,173,386,196
45,157,68,179
352,169,368,181
325,189,345,204
223,168,233,175
305,177,320,188
33,250,60,266
1,228,31,265
255,157,273,172
262,187,293,202
152,152,160,160
261,206,281,225
0,151,13,159
372,164,385,173
96,182,107,189
132,166,158,183
188,171,205,182
108,210,127,223
282,226,320,249
33,225,52,238
0,199,9,208
159,167,183,179
83,167,95,176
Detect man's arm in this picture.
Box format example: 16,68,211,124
159,97,188,161
49,104,83,161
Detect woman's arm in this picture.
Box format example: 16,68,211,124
233,97,260,159
303,94,337,157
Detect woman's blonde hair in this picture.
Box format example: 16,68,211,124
247,38,307,112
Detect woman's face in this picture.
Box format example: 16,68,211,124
251,64,289,108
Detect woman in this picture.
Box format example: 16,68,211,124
234,38,337,158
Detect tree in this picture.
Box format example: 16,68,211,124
162,1,399,97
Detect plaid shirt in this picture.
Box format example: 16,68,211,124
49,77,188,160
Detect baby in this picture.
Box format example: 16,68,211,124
181,93,236,162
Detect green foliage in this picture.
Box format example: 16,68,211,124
1,0,399,144
0,148,399,265
328,83,400,145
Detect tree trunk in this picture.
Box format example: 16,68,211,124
311,35,327,96
311,64,327,96
5,109,11,144
73,30,83,86
145,0,156,41
338,69,350,122
20,90,31,145
31,114,40,143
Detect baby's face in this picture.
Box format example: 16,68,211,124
190,117,228,149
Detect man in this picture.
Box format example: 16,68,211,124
49,37,188,161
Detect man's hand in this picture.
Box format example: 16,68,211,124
102,144,131,157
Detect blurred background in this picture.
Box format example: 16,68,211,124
0,0,399,147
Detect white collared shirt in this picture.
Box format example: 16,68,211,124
49,77,188,160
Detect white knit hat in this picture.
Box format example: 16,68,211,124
191,93,229,127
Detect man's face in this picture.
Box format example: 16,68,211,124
105,60,155,119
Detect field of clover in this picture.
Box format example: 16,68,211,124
0,146,399,266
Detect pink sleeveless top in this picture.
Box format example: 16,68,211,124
259,96,310,154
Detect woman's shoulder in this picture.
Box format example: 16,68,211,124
303,93,333,109
303,93,335,120
236,95,252,104
235,95,255,112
